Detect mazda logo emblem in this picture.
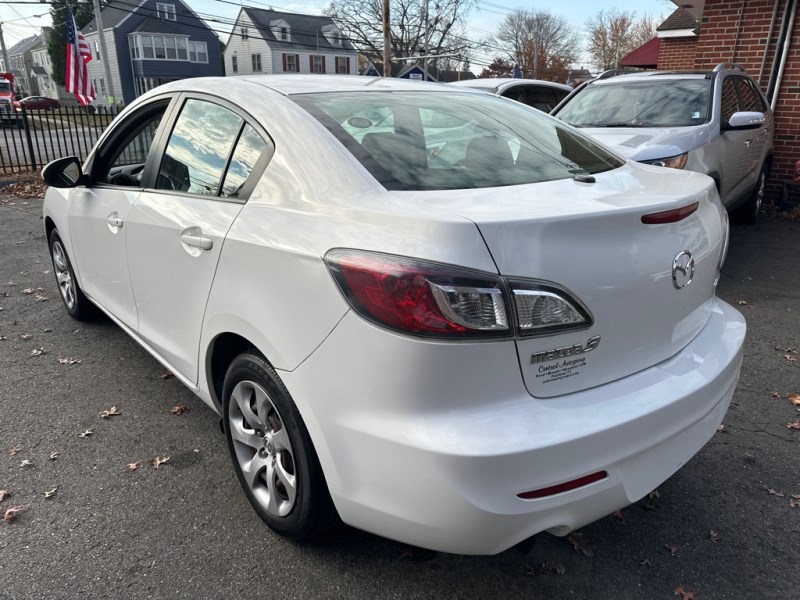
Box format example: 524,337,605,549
672,250,695,289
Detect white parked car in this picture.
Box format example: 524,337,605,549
42,75,745,555
450,77,573,112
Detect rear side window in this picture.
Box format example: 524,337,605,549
293,91,623,191
503,85,569,112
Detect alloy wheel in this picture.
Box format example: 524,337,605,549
51,239,76,310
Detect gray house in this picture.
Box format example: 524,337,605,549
223,8,357,76
83,0,222,105
6,34,42,97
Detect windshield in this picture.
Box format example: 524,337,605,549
0,82,11,93
556,79,710,128
293,91,623,191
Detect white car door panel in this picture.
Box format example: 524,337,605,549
125,194,243,383
68,187,140,328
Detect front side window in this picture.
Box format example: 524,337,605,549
156,99,244,195
294,91,623,191
720,78,738,124
734,77,767,113
95,103,168,185
557,78,711,127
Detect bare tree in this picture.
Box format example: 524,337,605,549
493,9,579,82
585,9,657,71
325,0,477,72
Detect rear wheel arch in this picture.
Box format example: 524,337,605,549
208,332,257,411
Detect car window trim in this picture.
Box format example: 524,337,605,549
141,91,275,204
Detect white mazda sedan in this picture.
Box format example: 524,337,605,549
42,75,745,555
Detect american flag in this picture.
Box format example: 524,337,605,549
65,6,95,106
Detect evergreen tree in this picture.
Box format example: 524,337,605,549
47,0,100,87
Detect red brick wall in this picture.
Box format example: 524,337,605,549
691,0,800,201
658,38,698,70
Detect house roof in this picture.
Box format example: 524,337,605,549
131,18,185,35
239,8,356,53
84,0,146,33
31,66,48,76
619,37,661,68
657,8,699,33
7,35,41,57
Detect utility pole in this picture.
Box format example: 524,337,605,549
382,0,390,77
0,22,11,74
422,0,429,81
90,0,117,107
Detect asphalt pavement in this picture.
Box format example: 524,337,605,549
1,194,798,600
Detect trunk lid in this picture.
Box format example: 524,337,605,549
402,163,725,398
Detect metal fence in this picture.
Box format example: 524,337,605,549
0,105,120,174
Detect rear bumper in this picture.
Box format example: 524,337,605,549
281,299,745,555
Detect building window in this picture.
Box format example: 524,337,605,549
241,27,248,40
98,77,106,96
142,36,154,59
156,3,176,21
93,42,101,61
283,53,299,72
231,55,238,73
130,35,192,61
176,38,188,60
280,27,289,41
311,55,325,74
251,54,261,72
154,36,166,59
189,41,208,63
335,56,350,74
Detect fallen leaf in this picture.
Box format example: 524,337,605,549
787,422,800,430
6,281,17,286
18,333,32,341
126,461,141,472
771,390,781,398
34,294,48,302
78,429,93,438
9,446,21,456
612,509,626,525
742,452,755,462
159,371,174,380
150,456,170,469
3,506,25,523
527,561,566,576
665,543,678,556
57,357,81,365
19,459,33,468
49,451,60,461
100,406,122,419
567,532,594,557
717,424,726,432
193,448,200,454
43,328,52,333
0,336,6,341
21,287,35,294
30,346,46,357
169,405,189,416
42,487,57,499
709,530,719,543
639,558,652,567
789,497,799,509
786,393,800,406
649,489,661,499
736,299,747,305
0,490,9,502
768,488,785,497
785,355,797,364
674,586,696,600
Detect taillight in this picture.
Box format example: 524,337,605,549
326,250,592,339
641,202,699,224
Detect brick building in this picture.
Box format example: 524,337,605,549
657,0,800,201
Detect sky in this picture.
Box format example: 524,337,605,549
0,0,676,72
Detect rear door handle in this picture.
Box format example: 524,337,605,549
106,216,124,228
180,233,213,251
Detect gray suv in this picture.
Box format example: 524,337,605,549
552,63,774,223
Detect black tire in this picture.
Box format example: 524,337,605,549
222,352,336,540
48,229,99,321
733,164,767,225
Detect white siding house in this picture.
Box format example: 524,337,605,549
223,8,357,77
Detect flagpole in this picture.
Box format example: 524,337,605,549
91,0,116,107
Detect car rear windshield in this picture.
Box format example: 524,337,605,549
292,91,623,191
555,78,711,128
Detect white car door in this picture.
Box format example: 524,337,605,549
124,96,271,385
68,99,173,329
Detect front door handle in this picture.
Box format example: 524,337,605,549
106,216,124,228
744,139,752,147
180,233,213,251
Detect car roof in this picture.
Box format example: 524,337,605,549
450,78,573,92
589,71,710,86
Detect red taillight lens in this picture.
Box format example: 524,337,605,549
326,250,511,339
517,471,608,500
641,202,699,224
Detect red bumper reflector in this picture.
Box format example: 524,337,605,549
641,202,699,224
517,471,608,500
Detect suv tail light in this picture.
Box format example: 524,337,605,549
326,250,592,339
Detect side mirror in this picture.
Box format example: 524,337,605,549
723,111,765,131
42,156,85,188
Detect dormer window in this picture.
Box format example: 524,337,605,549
156,3,176,21
322,25,343,47
280,27,289,41
270,20,291,42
